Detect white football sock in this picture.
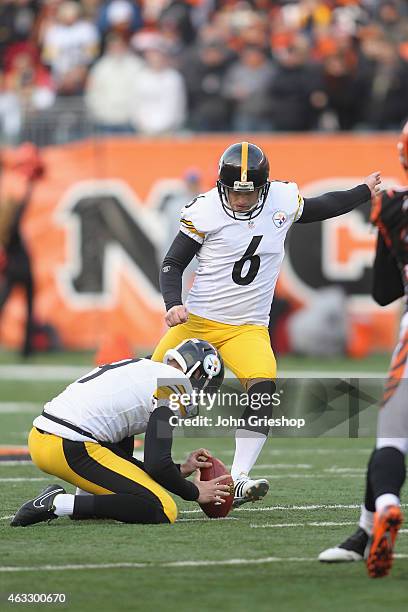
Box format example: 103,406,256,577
375,493,400,514
358,504,374,535
231,430,267,481
53,493,75,517
75,487,92,496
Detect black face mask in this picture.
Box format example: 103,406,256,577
217,181,270,221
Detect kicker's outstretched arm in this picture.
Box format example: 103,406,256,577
298,172,381,224
299,184,371,223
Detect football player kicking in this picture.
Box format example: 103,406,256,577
152,141,382,507
11,339,230,527
319,122,408,578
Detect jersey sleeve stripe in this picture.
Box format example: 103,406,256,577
180,218,194,227
153,385,180,401
175,383,187,395
180,221,205,239
294,193,304,222
169,384,183,396
180,226,204,243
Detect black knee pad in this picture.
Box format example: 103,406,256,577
240,380,276,436
368,446,406,500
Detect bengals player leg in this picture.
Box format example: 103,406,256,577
319,334,407,573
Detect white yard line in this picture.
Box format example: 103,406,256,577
0,503,363,522
1,555,407,573
0,558,342,573
0,504,364,524
0,364,385,381
323,467,366,473
177,517,239,523
181,503,408,515
0,461,32,466
0,478,50,482
250,464,313,469
135,462,313,470
251,463,367,478
2,502,406,521
243,474,365,479
220,449,373,456
0,403,40,413
251,521,357,529
180,504,362,515
0,366,88,381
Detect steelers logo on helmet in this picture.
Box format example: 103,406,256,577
217,141,270,221
203,354,222,378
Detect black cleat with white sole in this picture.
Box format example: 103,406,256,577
10,484,66,527
319,527,369,562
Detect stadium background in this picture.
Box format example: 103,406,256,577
1,1,407,611
1,0,408,359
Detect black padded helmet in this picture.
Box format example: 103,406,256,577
217,141,270,220
163,338,224,393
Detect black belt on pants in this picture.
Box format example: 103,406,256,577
41,410,98,442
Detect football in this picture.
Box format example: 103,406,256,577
198,457,234,518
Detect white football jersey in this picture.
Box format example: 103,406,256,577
180,183,304,326
33,359,192,443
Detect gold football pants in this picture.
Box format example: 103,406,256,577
152,313,276,387
28,427,178,523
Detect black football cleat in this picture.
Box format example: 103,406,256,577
319,527,369,562
10,484,66,527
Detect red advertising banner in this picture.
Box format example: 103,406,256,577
0,135,404,352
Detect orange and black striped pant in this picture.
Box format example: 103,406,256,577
377,320,408,454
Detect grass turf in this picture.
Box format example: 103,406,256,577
1,438,407,610
0,355,406,612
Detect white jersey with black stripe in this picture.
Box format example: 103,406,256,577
33,359,192,443
179,183,303,326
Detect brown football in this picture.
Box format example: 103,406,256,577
198,457,234,518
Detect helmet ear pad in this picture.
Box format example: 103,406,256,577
163,347,187,372
163,339,224,393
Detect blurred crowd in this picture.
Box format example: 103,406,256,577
1,0,408,143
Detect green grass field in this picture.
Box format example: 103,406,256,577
0,352,406,612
